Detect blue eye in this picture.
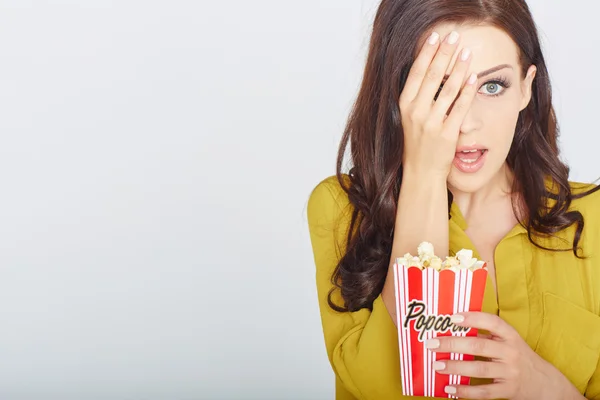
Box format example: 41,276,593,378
482,83,501,95
434,76,511,101
478,77,511,97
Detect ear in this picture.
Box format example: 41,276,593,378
519,65,537,111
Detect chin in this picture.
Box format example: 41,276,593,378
447,168,491,194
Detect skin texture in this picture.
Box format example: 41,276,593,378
383,24,584,399
428,23,537,293
433,23,537,196
420,25,581,400
427,311,583,400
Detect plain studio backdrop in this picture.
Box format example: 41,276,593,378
0,0,596,399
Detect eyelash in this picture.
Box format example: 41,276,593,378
479,76,512,97
435,76,512,99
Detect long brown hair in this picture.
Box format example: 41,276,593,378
331,0,600,312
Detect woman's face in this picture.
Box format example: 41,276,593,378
417,23,537,194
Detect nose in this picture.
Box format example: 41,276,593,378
458,100,482,135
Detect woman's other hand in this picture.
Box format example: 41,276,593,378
425,312,583,400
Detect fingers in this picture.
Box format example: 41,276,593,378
426,336,506,360
441,72,479,136
477,332,494,340
412,30,461,112
399,31,441,106
444,383,511,400
433,359,507,379
429,46,472,123
452,312,519,341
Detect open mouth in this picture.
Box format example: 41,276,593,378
453,149,488,173
456,149,487,164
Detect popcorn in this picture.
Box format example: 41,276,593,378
408,256,421,269
393,241,489,397
396,242,486,271
397,253,421,269
429,257,443,271
444,256,460,269
456,249,475,269
417,241,435,260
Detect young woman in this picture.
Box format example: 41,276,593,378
307,1,600,399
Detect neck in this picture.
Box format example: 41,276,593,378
449,163,515,221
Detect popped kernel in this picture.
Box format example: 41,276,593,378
396,242,486,271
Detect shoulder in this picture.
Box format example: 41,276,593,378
307,174,354,241
569,181,600,216
546,179,600,218
307,174,352,219
569,181,600,242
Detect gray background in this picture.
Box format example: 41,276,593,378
0,0,596,399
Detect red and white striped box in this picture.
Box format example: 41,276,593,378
393,263,488,398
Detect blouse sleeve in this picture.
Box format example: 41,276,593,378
583,186,600,399
585,359,600,399
307,176,406,400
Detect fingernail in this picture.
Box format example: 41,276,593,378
468,73,478,85
460,48,471,61
447,31,459,44
445,386,457,394
425,339,440,349
433,361,446,371
451,314,465,323
428,32,440,45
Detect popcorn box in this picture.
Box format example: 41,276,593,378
393,262,488,398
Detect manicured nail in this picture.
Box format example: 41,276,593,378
433,361,446,371
468,73,478,85
460,48,471,61
429,32,440,45
451,314,465,323
425,339,440,349
447,31,459,44
445,386,457,394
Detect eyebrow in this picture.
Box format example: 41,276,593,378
476,64,513,78
444,64,513,80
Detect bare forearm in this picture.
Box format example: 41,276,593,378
547,364,587,400
392,172,449,260
551,378,586,399
381,171,449,324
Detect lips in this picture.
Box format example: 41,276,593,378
453,148,488,173
456,149,487,163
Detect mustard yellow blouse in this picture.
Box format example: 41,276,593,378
307,175,600,400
